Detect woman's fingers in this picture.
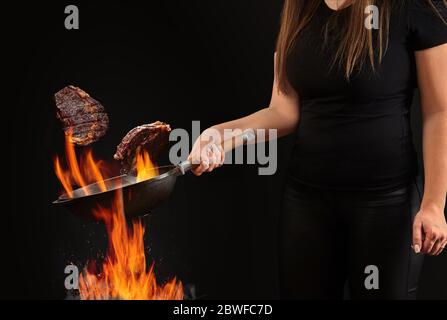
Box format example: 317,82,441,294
422,227,447,255
413,212,447,256
206,144,221,172
422,229,437,254
196,159,210,176
190,143,223,176
435,240,447,256
430,234,446,256
189,150,207,176
430,237,445,256
218,144,225,166
190,156,206,176
188,128,226,176
412,217,422,254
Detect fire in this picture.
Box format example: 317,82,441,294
54,134,160,197
54,132,108,197
55,156,73,198
79,191,183,300
54,131,182,300
135,150,158,182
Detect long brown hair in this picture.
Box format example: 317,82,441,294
275,0,447,93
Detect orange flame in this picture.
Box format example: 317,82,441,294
79,191,183,300
84,151,107,192
54,132,108,197
65,133,88,188
54,134,160,197
55,156,74,198
135,150,158,183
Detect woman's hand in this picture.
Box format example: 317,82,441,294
412,208,447,256
188,128,225,176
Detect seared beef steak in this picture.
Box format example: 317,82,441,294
114,121,171,174
55,85,109,146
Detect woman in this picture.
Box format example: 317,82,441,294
188,0,447,299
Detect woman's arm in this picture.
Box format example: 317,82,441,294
189,54,300,175
413,44,447,256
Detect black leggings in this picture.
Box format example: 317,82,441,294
279,177,424,300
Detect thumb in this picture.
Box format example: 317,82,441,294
412,216,423,254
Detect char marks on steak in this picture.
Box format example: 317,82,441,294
55,85,109,146
114,121,171,174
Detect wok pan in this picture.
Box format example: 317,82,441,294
53,130,255,221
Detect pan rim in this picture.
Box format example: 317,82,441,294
52,165,178,205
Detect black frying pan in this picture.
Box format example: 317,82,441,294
53,131,255,221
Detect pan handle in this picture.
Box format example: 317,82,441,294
177,129,256,175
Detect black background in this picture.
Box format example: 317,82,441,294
2,0,446,300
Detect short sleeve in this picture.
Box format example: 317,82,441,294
408,0,447,51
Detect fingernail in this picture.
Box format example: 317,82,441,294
413,244,420,254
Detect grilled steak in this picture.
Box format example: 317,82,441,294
114,121,171,174
55,85,109,146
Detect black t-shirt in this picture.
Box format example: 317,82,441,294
286,0,447,191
